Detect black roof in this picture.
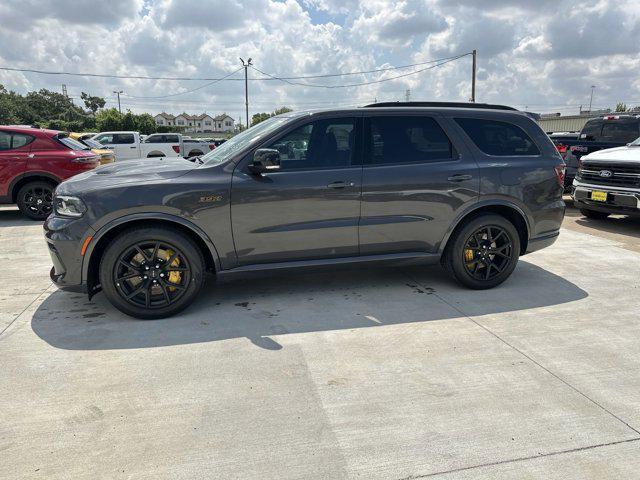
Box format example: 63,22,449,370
363,102,518,111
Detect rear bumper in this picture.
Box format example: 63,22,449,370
526,230,560,254
572,181,640,216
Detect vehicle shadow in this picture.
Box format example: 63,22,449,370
0,208,40,227
32,260,588,351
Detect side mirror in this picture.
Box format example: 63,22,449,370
249,148,281,174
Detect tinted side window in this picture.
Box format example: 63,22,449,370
94,134,114,145
165,135,179,143
144,135,162,143
0,132,11,151
268,118,356,170
113,133,135,144
366,116,453,165
580,119,603,140
455,118,540,156
11,134,34,149
600,121,640,143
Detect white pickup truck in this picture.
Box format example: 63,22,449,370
90,131,215,160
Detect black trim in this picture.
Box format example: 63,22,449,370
364,102,517,111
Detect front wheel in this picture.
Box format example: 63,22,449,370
16,181,55,220
99,227,205,319
443,214,521,290
580,208,610,220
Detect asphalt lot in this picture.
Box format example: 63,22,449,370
1,201,640,479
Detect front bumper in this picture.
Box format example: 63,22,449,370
572,180,640,216
44,215,94,292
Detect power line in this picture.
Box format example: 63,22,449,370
121,67,245,99
249,53,471,89
0,54,472,82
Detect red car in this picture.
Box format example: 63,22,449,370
0,126,100,219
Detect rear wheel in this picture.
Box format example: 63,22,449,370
443,214,520,289
99,227,205,319
580,208,610,220
16,181,55,220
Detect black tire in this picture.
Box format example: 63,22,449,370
99,227,205,319
580,208,610,220
16,181,55,220
187,150,203,158
443,214,521,290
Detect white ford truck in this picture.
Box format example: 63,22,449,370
90,132,215,160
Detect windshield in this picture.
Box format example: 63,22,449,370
201,117,290,166
82,138,104,149
58,135,90,151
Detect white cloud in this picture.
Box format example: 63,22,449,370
0,0,639,118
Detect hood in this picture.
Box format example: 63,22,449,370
58,157,196,194
582,145,640,163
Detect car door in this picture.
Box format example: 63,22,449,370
359,113,479,255
231,116,363,265
0,131,33,198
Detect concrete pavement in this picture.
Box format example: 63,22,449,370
1,205,640,479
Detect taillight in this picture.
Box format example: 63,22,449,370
555,143,567,154
172,145,181,154
554,164,566,187
209,144,216,150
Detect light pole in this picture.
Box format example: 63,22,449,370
471,49,477,103
588,85,596,113
240,58,252,128
113,90,123,114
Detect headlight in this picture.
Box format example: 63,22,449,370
54,195,87,217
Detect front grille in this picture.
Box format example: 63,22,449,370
579,162,640,188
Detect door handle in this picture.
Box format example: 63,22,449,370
447,174,472,182
130,146,137,149
327,181,355,189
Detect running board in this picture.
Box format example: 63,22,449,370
217,252,440,277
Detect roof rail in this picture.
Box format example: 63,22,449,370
363,101,518,111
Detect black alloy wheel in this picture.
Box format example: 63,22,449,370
444,214,521,290
113,240,191,310
462,225,513,281
17,182,54,220
99,227,205,319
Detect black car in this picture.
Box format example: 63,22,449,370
45,103,565,319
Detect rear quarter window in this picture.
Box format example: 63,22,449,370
455,118,540,156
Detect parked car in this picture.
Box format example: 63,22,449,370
0,126,100,219
45,102,565,319
69,132,115,165
90,132,215,160
572,136,640,219
550,115,640,189
90,131,182,160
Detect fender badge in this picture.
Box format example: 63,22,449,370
199,195,223,203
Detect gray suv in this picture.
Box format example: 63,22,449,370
44,103,565,319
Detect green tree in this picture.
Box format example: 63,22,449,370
273,106,293,116
134,113,158,135
0,85,20,124
80,92,106,113
95,108,124,131
615,102,628,112
121,110,137,130
251,112,271,126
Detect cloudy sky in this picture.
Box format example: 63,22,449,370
1,0,639,122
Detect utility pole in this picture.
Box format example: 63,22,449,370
588,85,596,113
405,89,411,102
61,84,68,98
240,58,252,128
113,90,123,114
471,49,477,103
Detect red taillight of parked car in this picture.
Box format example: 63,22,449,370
555,143,567,154
209,144,216,150
554,164,566,187
172,145,181,154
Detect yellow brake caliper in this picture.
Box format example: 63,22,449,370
464,248,474,266
165,249,181,291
